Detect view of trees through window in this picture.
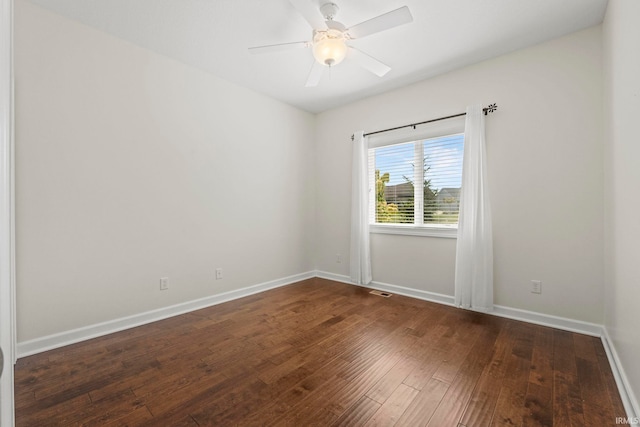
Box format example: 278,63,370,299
371,134,464,226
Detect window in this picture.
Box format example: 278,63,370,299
368,133,464,238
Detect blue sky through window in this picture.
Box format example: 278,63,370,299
375,142,414,186
374,134,464,191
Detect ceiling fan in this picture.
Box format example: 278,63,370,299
248,0,413,87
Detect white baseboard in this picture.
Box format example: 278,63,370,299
601,327,640,420
491,305,603,337
17,271,315,358
315,270,456,307
315,270,602,337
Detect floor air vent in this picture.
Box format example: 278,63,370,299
369,289,392,298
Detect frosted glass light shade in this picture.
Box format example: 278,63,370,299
312,30,347,67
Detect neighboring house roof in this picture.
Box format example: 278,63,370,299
384,182,413,201
436,187,461,200
435,187,461,211
384,182,441,202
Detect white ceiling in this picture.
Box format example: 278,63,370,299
28,0,608,113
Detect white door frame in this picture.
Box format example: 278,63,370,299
0,0,16,425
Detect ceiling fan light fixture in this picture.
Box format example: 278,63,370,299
249,1,414,86
312,29,347,67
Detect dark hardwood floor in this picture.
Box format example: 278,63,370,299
15,278,626,426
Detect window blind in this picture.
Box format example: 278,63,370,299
368,133,464,227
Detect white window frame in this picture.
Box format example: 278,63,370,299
367,117,465,239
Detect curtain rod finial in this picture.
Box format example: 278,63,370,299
483,103,498,115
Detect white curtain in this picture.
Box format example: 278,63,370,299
454,104,493,312
350,131,372,285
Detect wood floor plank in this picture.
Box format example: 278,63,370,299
16,392,92,426
529,326,554,388
102,406,155,426
14,278,627,426
523,382,553,427
331,396,381,427
274,376,350,426
427,321,501,426
523,328,554,427
365,355,419,404
74,388,146,427
552,371,585,427
460,322,516,427
582,401,617,427
575,354,609,406
402,348,446,391
594,337,628,418
140,370,229,419
253,356,354,425
491,385,527,427
431,323,482,384
573,348,623,426
395,378,449,426
325,348,407,417
489,347,532,426
572,333,598,362
553,329,578,377
188,378,274,426
461,372,505,426
364,383,419,426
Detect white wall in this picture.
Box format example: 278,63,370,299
14,1,316,342
603,0,640,417
316,27,604,323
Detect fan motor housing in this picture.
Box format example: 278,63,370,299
320,3,339,21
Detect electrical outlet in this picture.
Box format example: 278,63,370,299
336,253,342,264
531,280,542,294
160,277,169,291
215,268,223,280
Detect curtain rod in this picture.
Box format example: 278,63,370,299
350,103,498,141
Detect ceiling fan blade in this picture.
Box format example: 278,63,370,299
347,6,413,39
288,0,326,29
305,61,325,87
248,41,309,55
349,47,391,77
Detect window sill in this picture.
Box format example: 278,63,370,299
369,223,458,239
